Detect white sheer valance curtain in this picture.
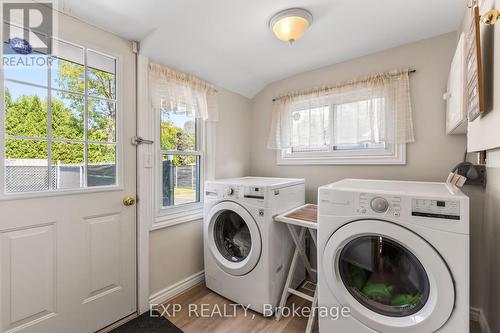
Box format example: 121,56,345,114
149,63,219,121
267,70,414,149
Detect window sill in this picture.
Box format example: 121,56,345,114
151,204,203,230
277,144,406,165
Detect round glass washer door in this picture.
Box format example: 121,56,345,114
207,201,262,276
338,236,430,317
322,220,455,333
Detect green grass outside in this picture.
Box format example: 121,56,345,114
174,187,196,195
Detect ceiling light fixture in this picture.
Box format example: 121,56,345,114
269,8,313,44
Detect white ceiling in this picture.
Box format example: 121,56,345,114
60,0,464,98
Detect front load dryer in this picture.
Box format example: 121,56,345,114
317,179,469,333
204,177,305,314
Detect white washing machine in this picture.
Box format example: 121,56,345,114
204,177,305,314
317,179,469,333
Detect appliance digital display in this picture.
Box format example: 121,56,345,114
411,199,460,220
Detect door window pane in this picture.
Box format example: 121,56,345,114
2,38,119,194
214,210,252,262
5,81,48,137
51,40,85,93
51,92,84,140
87,68,116,100
87,50,116,100
88,98,116,142
5,139,49,193
162,154,200,207
51,57,85,93
3,43,49,86
88,144,116,187
52,39,84,65
338,236,430,317
51,142,84,189
51,141,84,164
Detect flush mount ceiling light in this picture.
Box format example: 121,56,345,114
269,8,313,44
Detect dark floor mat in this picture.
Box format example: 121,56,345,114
110,312,183,333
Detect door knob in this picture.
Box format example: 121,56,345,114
123,196,136,206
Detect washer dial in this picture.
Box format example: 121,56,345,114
371,197,389,213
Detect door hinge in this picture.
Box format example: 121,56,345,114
131,136,154,145
132,41,139,53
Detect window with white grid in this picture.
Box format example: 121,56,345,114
159,103,203,208
2,35,119,193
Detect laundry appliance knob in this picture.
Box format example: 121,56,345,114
370,197,389,213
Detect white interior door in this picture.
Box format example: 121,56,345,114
0,10,136,333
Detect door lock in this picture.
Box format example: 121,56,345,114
123,196,136,206
131,136,154,145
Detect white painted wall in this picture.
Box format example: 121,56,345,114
150,220,204,294
213,89,252,178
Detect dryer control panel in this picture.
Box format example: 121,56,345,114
411,199,460,220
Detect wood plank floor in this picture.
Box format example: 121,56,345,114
158,283,479,333
158,283,316,333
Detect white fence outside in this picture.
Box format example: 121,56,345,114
5,159,116,193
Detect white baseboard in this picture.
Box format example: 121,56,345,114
149,270,205,306
470,307,491,333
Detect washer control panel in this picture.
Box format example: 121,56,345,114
412,199,460,220
206,184,267,201
357,193,401,217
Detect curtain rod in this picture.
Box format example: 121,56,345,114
271,69,417,102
